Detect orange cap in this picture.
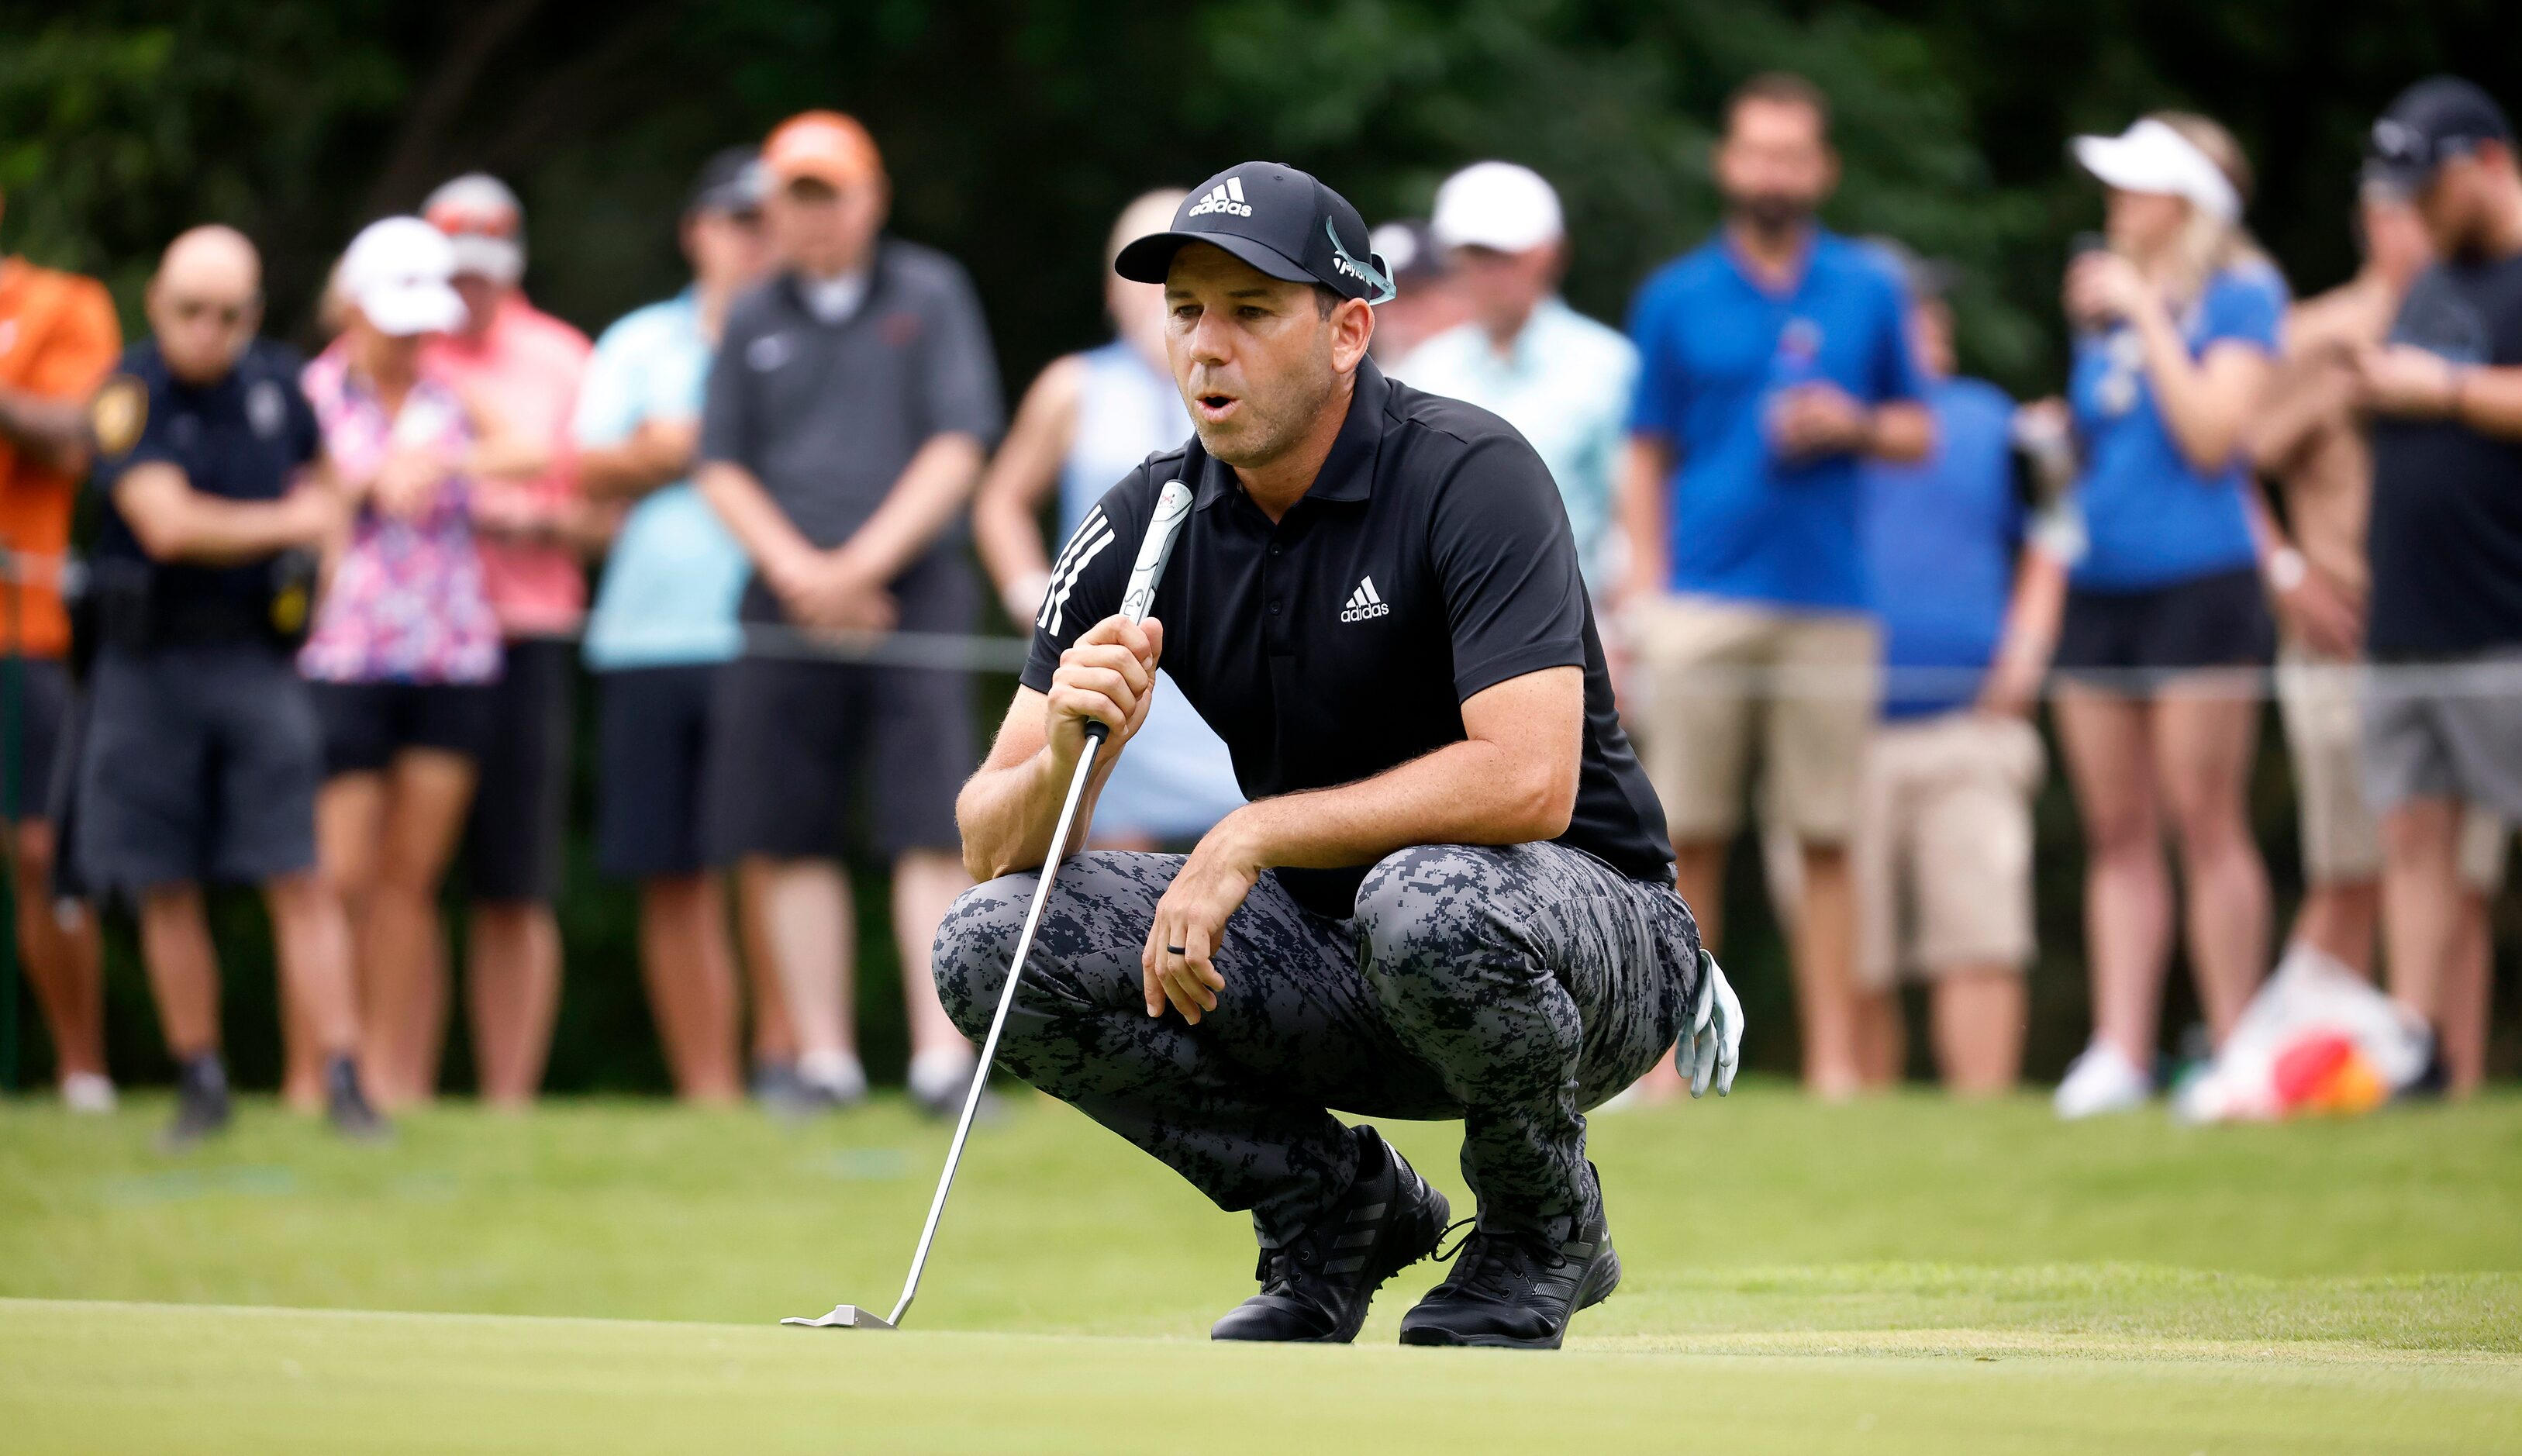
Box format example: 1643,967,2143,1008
764,111,884,190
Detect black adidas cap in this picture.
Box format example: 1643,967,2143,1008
1114,161,1396,304
2368,77,2513,194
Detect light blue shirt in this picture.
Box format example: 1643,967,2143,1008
577,291,752,670
1399,298,1637,594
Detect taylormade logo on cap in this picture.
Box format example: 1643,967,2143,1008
1186,177,1252,219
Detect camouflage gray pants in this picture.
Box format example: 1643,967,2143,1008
933,842,1699,1245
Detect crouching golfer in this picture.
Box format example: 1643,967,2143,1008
940,164,1739,1350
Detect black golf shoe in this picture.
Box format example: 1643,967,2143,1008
160,1054,232,1151
324,1057,390,1142
1210,1126,1451,1343
1398,1198,1620,1350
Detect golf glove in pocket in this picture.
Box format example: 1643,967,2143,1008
1677,949,1743,1099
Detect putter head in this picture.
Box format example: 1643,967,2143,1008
781,1303,898,1331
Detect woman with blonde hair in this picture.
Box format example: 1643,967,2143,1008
2042,112,2286,1116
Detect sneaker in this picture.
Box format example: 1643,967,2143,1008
2054,1040,2151,1120
60,1072,117,1115
1399,1179,1620,1350
324,1057,390,1141
1211,1126,1451,1343
906,1048,999,1121
788,1050,868,1114
160,1054,232,1151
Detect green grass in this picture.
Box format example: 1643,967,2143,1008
3,1085,2519,1451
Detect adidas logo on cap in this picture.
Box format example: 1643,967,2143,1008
1186,176,1253,219
1339,575,1389,623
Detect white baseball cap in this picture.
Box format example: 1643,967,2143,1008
1430,161,1565,254
2071,119,2241,223
339,217,467,337
421,172,526,284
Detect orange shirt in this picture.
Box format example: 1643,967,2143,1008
0,259,121,657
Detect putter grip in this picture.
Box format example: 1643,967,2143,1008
1085,478,1196,748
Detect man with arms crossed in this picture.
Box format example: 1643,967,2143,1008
937,164,1738,1350
2351,78,2522,1096
79,227,379,1144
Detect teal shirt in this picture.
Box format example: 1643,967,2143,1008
577,292,751,670
1399,298,1637,594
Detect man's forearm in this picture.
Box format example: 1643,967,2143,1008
576,440,683,502
698,461,819,580
119,474,320,566
0,387,95,475
957,740,1123,883
1865,401,1934,464
2451,364,2522,440
836,433,986,583
1219,736,1572,877
1615,436,1672,601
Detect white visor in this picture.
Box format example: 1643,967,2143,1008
2072,119,2241,223
340,216,468,337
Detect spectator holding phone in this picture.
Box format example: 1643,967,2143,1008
2043,114,2284,1117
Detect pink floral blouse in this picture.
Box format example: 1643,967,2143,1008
297,342,503,684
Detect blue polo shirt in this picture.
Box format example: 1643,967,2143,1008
1863,376,2023,719
576,291,751,670
2067,263,2285,591
1626,228,1923,612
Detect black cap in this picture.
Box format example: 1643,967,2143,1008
2368,77,2513,193
1114,161,1396,303
688,147,768,216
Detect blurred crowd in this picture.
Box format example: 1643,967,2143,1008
2,70,2517,1145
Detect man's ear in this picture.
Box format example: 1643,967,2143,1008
1331,295,1375,372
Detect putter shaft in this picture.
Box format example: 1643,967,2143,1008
882,734,1103,1328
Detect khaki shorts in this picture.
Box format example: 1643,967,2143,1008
1630,595,1879,844
2278,643,2506,890
1852,712,2044,989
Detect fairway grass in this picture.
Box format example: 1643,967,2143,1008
4,1086,2518,1450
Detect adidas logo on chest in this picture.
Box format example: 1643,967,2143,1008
1339,575,1390,623
1186,177,1252,219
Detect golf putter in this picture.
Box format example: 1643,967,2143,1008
786,478,1196,1333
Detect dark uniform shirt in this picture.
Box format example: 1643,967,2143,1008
1023,359,1672,920
700,238,1003,588
2370,251,2522,657
88,337,320,616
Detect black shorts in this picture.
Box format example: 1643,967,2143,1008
705,563,976,863
309,678,499,777
75,644,322,895
463,636,578,904
2053,566,2275,687
596,663,719,880
0,656,72,822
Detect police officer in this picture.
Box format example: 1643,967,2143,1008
79,226,381,1146
939,164,1741,1351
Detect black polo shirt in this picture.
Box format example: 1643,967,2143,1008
1021,359,1672,919
89,337,320,616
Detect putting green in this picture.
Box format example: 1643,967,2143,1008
5,1299,2518,1454
2,1087,2517,1450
